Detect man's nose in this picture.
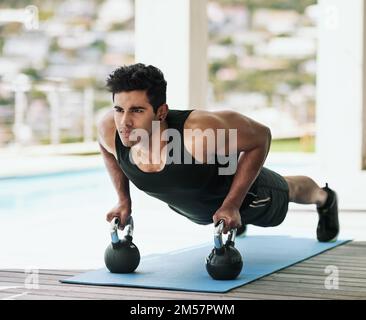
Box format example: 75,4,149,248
121,112,133,127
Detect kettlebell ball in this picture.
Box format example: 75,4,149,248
104,216,140,273
205,219,243,280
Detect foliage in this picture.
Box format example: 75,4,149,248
22,68,43,81
213,0,316,13
270,136,315,152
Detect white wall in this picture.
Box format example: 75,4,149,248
135,0,207,109
316,0,366,209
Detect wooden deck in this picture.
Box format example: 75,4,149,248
1,241,365,300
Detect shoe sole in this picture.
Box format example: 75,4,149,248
318,232,339,243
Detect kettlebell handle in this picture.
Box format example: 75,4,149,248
110,216,134,244
214,219,237,250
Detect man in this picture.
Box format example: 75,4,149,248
97,63,339,242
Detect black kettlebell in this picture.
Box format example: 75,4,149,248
205,219,243,280
104,216,140,273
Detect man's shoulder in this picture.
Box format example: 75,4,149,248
97,109,116,155
184,109,236,131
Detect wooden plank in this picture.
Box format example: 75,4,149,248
258,277,366,289
250,278,366,292
241,282,366,298
0,291,84,300
282,264,366,274
235,288,359,300
0,272,80,281
320,252,366,258
325,244,365,249
300,259,366,267
299,261,366,270
283,269,366,278
263,272,366,285
0,269,92,277
271,269,366,280
16,294,85,300
0,288,178,300
314,254,366,260
323,247,366,252
346,242,366,248
287,258,365,268
286,265,366,274
323,245,366,250
316,250,366,256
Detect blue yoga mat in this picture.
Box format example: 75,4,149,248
61,236,349,293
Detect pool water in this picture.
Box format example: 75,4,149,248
1,169,114,215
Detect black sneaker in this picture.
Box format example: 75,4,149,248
316,183,340,242
236,224,247,238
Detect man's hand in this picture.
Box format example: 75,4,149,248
106,200,132,230
212,204,242,234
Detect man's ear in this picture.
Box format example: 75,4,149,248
156,104,169,120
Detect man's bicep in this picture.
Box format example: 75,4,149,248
230,113,270,152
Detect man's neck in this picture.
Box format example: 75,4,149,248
132,120,168,165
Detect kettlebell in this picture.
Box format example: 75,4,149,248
104,216,140,273
205,219,243,280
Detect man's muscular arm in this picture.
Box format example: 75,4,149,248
187,110,271,233
97,111,132,229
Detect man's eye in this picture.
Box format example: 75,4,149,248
134,109,143,113
114,107,122,112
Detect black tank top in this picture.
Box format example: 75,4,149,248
115,109,248,225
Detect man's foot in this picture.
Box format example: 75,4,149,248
316,183,340,242
236,224,247,238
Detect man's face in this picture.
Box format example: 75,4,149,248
113,90,158,147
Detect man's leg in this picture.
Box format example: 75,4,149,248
283,175,328,206
283,175,339,242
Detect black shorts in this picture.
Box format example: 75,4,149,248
240,167,290,227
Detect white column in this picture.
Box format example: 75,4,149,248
48,89,60,145
316,0,366,208
83,87,94,142
13,89,27,144
135,0,207,109
12,74,31,146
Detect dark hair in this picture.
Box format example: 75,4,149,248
106,63,167,113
